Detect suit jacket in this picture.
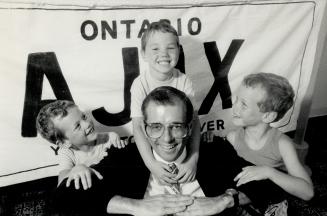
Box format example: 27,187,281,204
56,136,283,215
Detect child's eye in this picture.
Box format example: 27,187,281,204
241,102,247,109
75,123,81,130
82,114,87,120
152,47,159,51
168,46,176,50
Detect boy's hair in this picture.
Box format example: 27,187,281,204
142,86,194,124
36,100,76,145
141,20,179,52
243,72,295,122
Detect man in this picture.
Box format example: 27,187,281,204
56,86,283,216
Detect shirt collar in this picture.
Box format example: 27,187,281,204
153,148,187,165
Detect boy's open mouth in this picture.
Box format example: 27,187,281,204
85,126,94,136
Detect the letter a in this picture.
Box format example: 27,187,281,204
21,52,73,137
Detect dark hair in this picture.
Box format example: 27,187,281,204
243,73,295,122
141,86,194,124
141,20,179,52
36,100,76,144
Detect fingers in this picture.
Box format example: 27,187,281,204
66,176,73,188
92,168,103,180
111,138,128,149
164,206,188,215
176,171,196,183
234,167,254,187
80,173,90,190
66,168,102,190
155,194,194,204
159,175,178,185
234,166,250,181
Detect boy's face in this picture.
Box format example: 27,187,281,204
52,106,97,149
232,84,267,127
142,31,179,79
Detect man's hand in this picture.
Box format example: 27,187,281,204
175,195,234,216
150,161,178,185
234,165,273,187
134,195,194,216
108,132,128,149
107,195,194,216
66,164,103,190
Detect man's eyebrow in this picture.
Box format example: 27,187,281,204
170,121,185,125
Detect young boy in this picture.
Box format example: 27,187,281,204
36,100,127,190
131,20,201,185
228,73,314,201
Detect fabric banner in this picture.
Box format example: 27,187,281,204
0,0,325,186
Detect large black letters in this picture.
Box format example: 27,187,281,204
198,40,244,115
22,52,74,137
92,47,139,126
21,40,240,136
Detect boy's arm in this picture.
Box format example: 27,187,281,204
235,135,314,201
177,113,200,182
132,117,175,184
132,117,155,169
270,135,314,200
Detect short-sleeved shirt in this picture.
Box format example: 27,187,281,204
58,133,110,171
233,127,284,168
130,68,195,118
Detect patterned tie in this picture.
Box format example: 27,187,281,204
166,163,180,194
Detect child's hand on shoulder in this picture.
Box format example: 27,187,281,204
175,157,197,183
234,165,273,187
66,164,103,190
108,132,128,149
151,161,178,186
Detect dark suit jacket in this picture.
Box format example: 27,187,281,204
55,136,283,215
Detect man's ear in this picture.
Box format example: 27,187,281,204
262,111,277,123
187,122,193,135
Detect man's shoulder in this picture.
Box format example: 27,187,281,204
200,136,235,156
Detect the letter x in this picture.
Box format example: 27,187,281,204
198,40,244,115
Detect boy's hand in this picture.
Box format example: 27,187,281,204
66,164,103,190
108,132,128,149
150,161,178,185
175,157,197,183
234,165,273,187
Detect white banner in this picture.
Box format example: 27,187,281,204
0,0,326,186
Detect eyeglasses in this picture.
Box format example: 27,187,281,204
144,122,189,139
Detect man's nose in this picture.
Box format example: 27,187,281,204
162,127,173,143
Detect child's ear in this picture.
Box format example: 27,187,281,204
141,49,147,62
262,112,277,123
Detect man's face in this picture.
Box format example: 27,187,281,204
142,31,180,79
144,101,188,162
52,106,97,149
232,84,266,127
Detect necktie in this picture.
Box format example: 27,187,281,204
166,163,180,194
